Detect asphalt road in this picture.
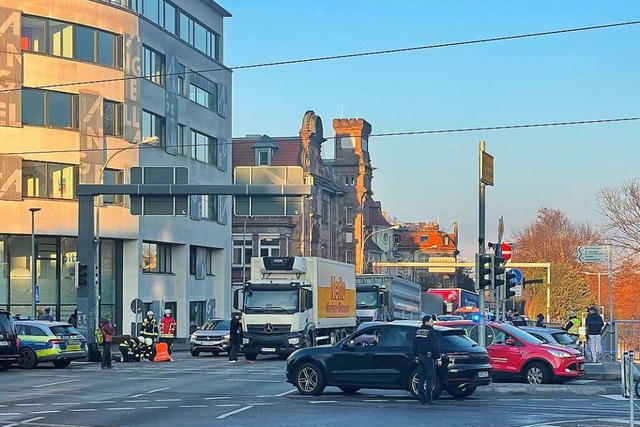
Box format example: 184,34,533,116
0,354,636,427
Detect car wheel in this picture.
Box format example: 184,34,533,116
52,360,71,369
339,386,360,395
295,363,326,396
447,386,477,399
524,362,552,385
409,368,443,400
190,350,200,357
244,352,258,361
18,348,37,370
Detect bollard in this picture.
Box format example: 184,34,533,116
622,352,629,398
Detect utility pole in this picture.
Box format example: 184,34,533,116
608,244,615,361
478,141,492,347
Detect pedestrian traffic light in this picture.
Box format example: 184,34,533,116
475,253,494,290
493,255,506,287
76,262,88,287
505,270,518,298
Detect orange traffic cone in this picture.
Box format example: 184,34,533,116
154,342,171,362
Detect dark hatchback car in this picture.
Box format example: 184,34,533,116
0,309,19,371
286,322,492,399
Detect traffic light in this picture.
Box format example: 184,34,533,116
505,269,518,298
75,262,88,288
493,255,506,287
475,253,494,290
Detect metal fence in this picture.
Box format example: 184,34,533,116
615,320,640,361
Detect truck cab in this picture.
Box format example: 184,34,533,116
356,283,386,323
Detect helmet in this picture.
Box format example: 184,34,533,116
145,338,152,346
146,311,154,317
164,309,172,315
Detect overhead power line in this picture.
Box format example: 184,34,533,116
3,116,639,157
1,20,638,93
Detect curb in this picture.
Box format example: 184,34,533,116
476,383,620,395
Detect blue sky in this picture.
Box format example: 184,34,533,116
218,0,640,258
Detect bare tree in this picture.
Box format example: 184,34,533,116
597,179,640,255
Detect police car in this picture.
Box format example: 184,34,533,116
14,320,87,369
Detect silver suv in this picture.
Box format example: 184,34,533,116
190,318,233,357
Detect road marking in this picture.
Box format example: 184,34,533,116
30,410,62,414
131,387,171,398
2,417,44,427
564,398,590,401
204,397,231,400
567,379,596,385
15,404,44,407
531,399,554,401
143,406,168,409
106,407,135,411
126,377,177,380
70,409,98,412
89,401,116,404
179,405,208,408
258,389,297,398
364,399,388,402
216,405,253,420
51,403,76,406
0,413,22,416
123,400,150,403
155,399,181,402
309,401,339,404
498,398,523,401
34,379,80,388
215,404,241,407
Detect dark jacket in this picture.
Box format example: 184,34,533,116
229,317,243,344
585,313,604,335
535,318,546,328
412,325,441,363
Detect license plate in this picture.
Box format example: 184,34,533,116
579,364,585,371
67,340,79,345
478,371,489,378
0,341,8,346
262,347,276,353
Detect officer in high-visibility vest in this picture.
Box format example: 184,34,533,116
563,311,581,340
140,311,158,342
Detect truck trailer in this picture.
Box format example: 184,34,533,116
426,288,479,315
355,274,422,323
235,256,356,360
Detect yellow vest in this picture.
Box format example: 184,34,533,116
568,317,581,335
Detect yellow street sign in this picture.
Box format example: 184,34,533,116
480,151,494,186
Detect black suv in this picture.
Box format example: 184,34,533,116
286,322,492,399
0,309,19,371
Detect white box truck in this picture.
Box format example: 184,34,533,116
356,274,422,323
234,256,356,361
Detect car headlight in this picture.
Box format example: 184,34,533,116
288,337,300,345
190,334,197,340
547,349,571,358
223,334,231,339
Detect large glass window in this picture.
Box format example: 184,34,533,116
21,16,46,53
143,0,160,24
142,241,172,273
74,25,95,62
22,161,77,200
190,130,216,164
189,83,216,110
232,235,252,267
103,100,123,137
193,21,207,53
102,169,124,205
189,301,206,334
22,161,47,198
179,12,190,43
200,195,218,221
22,89,45,126
22,89,78,130
48,20,74,58
48,163,77,199
259,236,280,257
9,236,33,306
164,2,176,34
142,110,166,147
98,31,116,66
60,237,77,305
176,10,220,61
142,46,165,86
177,124,187,156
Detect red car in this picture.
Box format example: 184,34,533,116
443,320,585,384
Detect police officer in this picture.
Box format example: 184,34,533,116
564,311,581,340
140,311,159,343
413,314,442,405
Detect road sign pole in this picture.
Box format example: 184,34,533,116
609,244,615,362
478,140,486,347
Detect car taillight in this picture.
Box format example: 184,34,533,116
15,338,19,346
49,339,65,345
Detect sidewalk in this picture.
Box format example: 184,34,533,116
584,361,640,381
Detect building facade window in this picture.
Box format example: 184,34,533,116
177,124,187,156
200,195,218,221
259,236,280,257
103,100,123,137
189,301,205,334
232,235,252,267
22,89,79,130
142,45,165,86
345,250,354,264
176,63,186,96
142,241,172,273
205,248,215,275
255,149,271,166
190,130,217,165
102,169,124,205
344,175,355,186
345,206,354,226
142,110,166,147
420,235,429,242
21,16,122,68
178,11,220,60
189,83,216,111
22,161,78,200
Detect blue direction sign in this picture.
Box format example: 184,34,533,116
34,285,40,304
509,268,523,284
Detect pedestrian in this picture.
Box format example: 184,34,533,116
505,309,514,324
68,309,78,328
35,308,44,319
585,306,604,362
160,309,177,355
228,312,243,363
140,311,158,342
100,316,115,369
373,303,392,322
413,314,442,405
563,311,581,341
38,308,54,321
535,313,546,328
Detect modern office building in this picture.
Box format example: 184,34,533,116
0,0,232,338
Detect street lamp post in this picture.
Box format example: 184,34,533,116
360,225,400,274
242,215,252,286
29,207,41,319
94,136,158,327
581,271,606,310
